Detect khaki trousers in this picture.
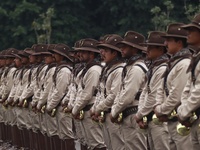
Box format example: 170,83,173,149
80,111,106,150
147,122,170,150
167,121,192,150
56,106,74,140
190,118,200,150
121,114,147,150
102,114,125,150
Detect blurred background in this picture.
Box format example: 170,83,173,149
0,0,199,49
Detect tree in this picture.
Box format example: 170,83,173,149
32,8,54,44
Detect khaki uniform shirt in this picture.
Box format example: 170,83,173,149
178,51,200,120
111,60,147,118
37,66,56,109
95,63,124,114
72,65,102,115
136,63,167,119
46,66,71,111
19,65,38,103
1,66,16,100
155,58,191,116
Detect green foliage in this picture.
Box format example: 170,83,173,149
151,0,174,31
0,0,199,50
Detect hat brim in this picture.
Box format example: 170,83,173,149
161,34,187,39
97,43,121,52
181,23,200,30
4,55,15,58
140,43,166,47
12,54,22,59
25,50,35,55
75,47,100,53
118,41,146,51
48,49,73,62
41,52,52,55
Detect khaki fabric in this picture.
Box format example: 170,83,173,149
135,61,170,150
72,65,106,149
136,64,167,119
37,66,55,134
7,69,22,126
167,121,192,150
46,66,72,138
93,62,124,150
155,58,191,115
1,67,16,100
178,55,200,120
95,63,124,113
177,51,200,149
72,65,102,115
111,61,147,118
190,118,200,150
37,66,55,109
111,59,148,150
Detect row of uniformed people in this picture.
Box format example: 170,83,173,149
0,13,200,150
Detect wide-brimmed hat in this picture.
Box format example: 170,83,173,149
4,48,18,58
97,34,123,52
75,38,100,53
182,14,200,30
141,31,166,47
32,44,48,55
69,40,83,53
42,44,56,55
48,43,73,62
162,23,188,39
24,48,34,56
118,31,146,51
0,50,7,59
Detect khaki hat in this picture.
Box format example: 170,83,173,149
182,14,200,30
162,23,188,39
97,34,123,52
4,48,18,58
141,31,166,47
119,31,146,51
75,38,100,53
48,43,73,62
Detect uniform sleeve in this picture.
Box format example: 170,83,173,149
46,68,71,111
136,66,166,119
111,65,146,118
95,68,122,113
155,60,190,116
72,67,101,115
178,62,200,120
2,68,16,100
37,68,55,109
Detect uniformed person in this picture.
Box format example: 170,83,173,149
110,31,148,150
62,40,87,150
92,34,125,150
72,38,106,150
6,50,25,149
177,14,200,150
46,43,75,150
36,44,56,150
0,48,18,145
0,50,7,143
134,31,170,150
154,23,192,150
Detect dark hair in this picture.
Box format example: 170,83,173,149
174,37,188,48
110,49,122,58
